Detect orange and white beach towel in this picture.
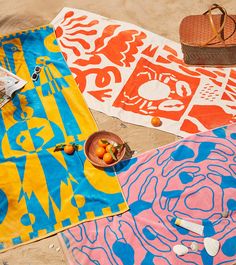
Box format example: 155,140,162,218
52,8,236,137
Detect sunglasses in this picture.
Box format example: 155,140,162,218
31,66,41,82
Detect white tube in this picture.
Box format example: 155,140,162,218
175,218,204,236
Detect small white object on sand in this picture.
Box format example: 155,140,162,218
56,247,61,252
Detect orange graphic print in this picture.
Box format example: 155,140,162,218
181,105,236,133
54,9,146,99
113,57,199,120
87,89,112,102
95,30,146,67
52,8,236,137
222,69,236,101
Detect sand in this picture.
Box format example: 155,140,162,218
0,0,235,264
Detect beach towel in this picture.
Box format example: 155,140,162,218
52,8,236,137
0,25,128,252
58,123,236,265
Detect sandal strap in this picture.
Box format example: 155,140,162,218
201,3,227,46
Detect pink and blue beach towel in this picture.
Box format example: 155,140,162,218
58,123,236,265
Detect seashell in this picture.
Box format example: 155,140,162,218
56,247,61,252
190,242,199,252
48,244,54,249
173,244,188,256
204,237,220,257
222,210,229,218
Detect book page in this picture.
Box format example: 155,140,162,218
0,66,27,108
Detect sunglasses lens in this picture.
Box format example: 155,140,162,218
34,66,41,73
32,73,38,81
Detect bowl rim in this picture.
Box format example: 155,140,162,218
84,130,126,168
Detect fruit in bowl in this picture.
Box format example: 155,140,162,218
84,131,126,167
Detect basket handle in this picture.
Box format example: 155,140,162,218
201,3,227,46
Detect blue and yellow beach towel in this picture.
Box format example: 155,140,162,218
0,25,128,251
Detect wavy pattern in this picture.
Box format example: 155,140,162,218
0,25,128,252
59,124,236,265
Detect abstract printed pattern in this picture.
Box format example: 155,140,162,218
0,25,128,251
52,8,236,137
59,124,236,265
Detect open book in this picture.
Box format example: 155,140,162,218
0,66,27,108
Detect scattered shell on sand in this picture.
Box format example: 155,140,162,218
56,247,61,252
190,242,199,252
173,244,188,256
48,244,54,249
204,237,220,257
222,210,229,218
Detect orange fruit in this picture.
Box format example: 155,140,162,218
103,152,114,164
106,144,117,154
64,144,75,155
98,139,109,148
95,146,106,158
151,116,161,127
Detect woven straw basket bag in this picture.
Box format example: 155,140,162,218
179,3,236,66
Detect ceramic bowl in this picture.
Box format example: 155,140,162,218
84,131,126,167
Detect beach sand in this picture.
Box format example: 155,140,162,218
0,0,235,264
